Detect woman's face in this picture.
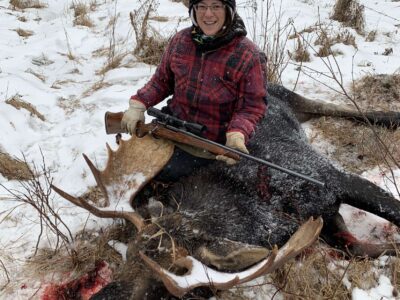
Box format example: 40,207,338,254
194,0,226,36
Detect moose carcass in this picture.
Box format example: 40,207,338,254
52,84,400,299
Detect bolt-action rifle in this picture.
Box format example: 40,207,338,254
104,107,325,187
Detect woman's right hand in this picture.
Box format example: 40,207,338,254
121,100,146,135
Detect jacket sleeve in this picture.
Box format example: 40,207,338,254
130,35,177,108
227,50,268,142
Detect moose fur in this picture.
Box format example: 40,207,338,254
55,84,400,299
150,84,400,256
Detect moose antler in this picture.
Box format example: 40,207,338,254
51,184,146,231
52,135,174,231
140,217,323,297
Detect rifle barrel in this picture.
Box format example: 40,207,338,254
166,124,325,188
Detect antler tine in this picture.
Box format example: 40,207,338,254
105,143,114,158
51,184,145,231
82,153,109,206
139,217,323,298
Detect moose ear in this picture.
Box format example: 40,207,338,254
196,242,270,271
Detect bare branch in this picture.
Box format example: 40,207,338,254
0,151,74,255
0,258,10,291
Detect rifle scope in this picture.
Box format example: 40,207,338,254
147,107,206,136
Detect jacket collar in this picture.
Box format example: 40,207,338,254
191,14,247,52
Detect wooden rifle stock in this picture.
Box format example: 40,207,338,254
104,111,240,160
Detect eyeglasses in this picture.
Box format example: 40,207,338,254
194,3,225,13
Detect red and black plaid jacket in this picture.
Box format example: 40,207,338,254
131,27,267,144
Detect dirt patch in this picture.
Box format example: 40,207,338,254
6,95,45,121
352,74,400,111
0,151,32,181
310,117,400,174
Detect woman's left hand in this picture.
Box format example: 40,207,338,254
216,132,248,165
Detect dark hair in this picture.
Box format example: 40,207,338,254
217,6,234,37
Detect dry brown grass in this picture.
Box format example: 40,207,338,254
73,14,93,27
316,42,343,58
94,9,130,75
314,29,356,57
307,73,400,174
71,1,88,17
365,30,377,42
25,68,46,82
352,74,400,111
314,72,400,172
96,53,126,76
6,95,45,121
288,26,316,40
18,16,27,22
270,245,400,299
31,54,54,66
311,117,400,173
130,0,170,66
92,46,110,58
82,80,112,98
13,28,34,37
68,68,81,74
331,0,365,34
71,1,94,28
290,38,311,62
50,79,76,89
314,31,331,53
149,15,169,22
335,29,357,47
62,28,76,61
57,96,82,115
217,245,400,299
10,0,47,9
26,226,125,280
0,152,32,181
136,35,169,65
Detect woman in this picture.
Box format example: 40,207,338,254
122,0,267,181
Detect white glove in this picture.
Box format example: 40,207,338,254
121,99,146,134
216,132,249,165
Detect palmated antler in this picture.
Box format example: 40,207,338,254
52,135,174,231
140,217,323,297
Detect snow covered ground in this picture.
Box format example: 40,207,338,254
0,0,399,299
